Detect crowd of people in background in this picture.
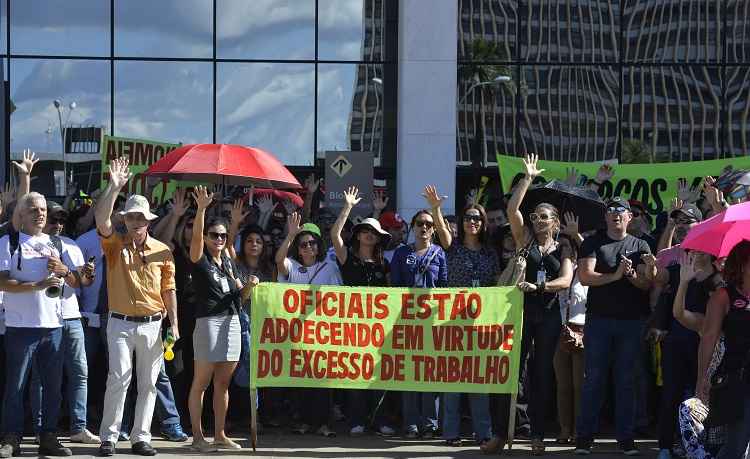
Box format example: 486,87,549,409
0,151,749,458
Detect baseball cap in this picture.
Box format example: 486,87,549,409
605,196,631,211
671,203,703,222
628,199,647,213
46,200,68,216
378,211,405,231
300,222,321,238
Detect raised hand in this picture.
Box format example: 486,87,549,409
679,251,699,282
172,188,190,217
286,212,302,237
565,167,580,187
191,185,214,210
465,188,478,206
343,186,362,208
422,185,447,209
668,197,684,220
256,194,274,214
677,178,701,203
282,198,299,215
595,164,614,183
560,212,579,237
373,190,389,211
12,149,39,176
230,198,250,225
108,156,132,190
1,183,16,206
304,174,321,194
522,153,545,178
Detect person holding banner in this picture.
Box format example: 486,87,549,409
436,201,497,449
275,213,340,437
390,186,451,439
187,186,258,452
502,154,574,456
331,186,397,437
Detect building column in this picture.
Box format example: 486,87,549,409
396,0,457,221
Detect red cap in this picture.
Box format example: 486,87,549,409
378,211,405,230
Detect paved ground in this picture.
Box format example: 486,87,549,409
20,435,659,458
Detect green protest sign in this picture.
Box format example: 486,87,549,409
497,154,750,214
251,283,524,393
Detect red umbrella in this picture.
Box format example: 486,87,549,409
242,188,303,208
144,144,301,189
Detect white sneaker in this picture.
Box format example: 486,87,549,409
350,425,365,436
70,429,101,444
377,425,396,437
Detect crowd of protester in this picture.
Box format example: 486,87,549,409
0,151,749,458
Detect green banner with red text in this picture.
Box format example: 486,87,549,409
250,283,524,393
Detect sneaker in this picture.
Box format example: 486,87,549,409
118,431,130,442
618,439,640,456
70,429,101,444
160,424,188,442
212,437,242,449
38,433,72,457
377,425,396,437
656,449,671,459
575,437,593,455
190,438,218,453
0,435,20,458
404,427,419,439
98,441,115,457
350,425,365,436
316,425,336,438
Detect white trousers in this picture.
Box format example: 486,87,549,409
99,316,163,444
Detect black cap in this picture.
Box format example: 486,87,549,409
671,203,703,222
605,196,631,210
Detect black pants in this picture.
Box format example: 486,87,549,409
493,307,562,439
293,388,330,428
658,334,698,450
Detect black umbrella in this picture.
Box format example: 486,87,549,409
521,180,605,232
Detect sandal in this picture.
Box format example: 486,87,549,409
212,438,242,450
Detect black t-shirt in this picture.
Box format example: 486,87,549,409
191,251,242,319
653,265,720,340
580,231,651,320
637,232,657,253
338,248,389,287
524,243,563,312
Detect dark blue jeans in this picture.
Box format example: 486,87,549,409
718,387,750,459
1,327,63,435
576,316,643,442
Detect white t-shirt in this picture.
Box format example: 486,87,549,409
279,258,342,286
0,232,83,328
75,229,104,314
57,236,85,319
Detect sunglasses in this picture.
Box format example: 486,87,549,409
675,217,696,225
48,217,66,225
463,215,482,223
414,220,434,228
207,232,228,241
299,240,318,249
529,213,553,222
606,206,629,214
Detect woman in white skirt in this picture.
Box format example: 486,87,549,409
188,186,257,452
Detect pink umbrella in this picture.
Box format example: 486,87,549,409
681,202,750,257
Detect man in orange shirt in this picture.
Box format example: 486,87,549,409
95,157,179,457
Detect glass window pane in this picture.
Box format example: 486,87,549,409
1,0,6,55
115,0,212,58
520,0,619,63
217,0,314,60
623,2,721,63
727,1,750,63
458,0,517,62
114,61,212,144
725,66,750,157
318,0,385,61
217,63,314,166
622,66,722,161
11,59,110,153
317,63,384,166
11,0,109,56
519,65,619,162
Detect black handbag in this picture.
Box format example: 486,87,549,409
704,369,746,427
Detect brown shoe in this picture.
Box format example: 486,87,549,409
480,436,504,454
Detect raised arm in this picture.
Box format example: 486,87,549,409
372,190,388,220
422,185,451,249
275,212,302,277
507,154,544,247
190,185,213,264
560,212,584,247
657,198,682,252
228,196,250,260
672,252,705,332
302,174,320,223
95,157,131,238
12,149,39,200
153,188,190,251
331,186,361,265
256,194,274,231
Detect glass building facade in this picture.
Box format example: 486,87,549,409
457,0,750,165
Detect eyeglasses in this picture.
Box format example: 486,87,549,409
606,206,629,214
463,215,482,223
529,213,553,222
299,240,318,249
414,220,434,228
207,232,228,241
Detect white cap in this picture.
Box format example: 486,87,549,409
118,195,158,221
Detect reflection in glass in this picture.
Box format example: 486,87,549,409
726,1,750,63
11,59,110,153
114,61,211,144
217,0,314,60
11,0,109,56
725,66,750,157
623,1,720,62
318,64,384,165
217,63,314,166
518,66,619,162
458,0,517,62
622,66,721,161
115,0,211,58
521,0,618,62
318,0,384,61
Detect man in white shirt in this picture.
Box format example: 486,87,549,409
0,193,91,458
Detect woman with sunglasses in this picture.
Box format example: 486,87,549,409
390,186,451,439
276,212,340,437
187,186,258,452
436,199,498,449
500,153,573,455
331,186,396,437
